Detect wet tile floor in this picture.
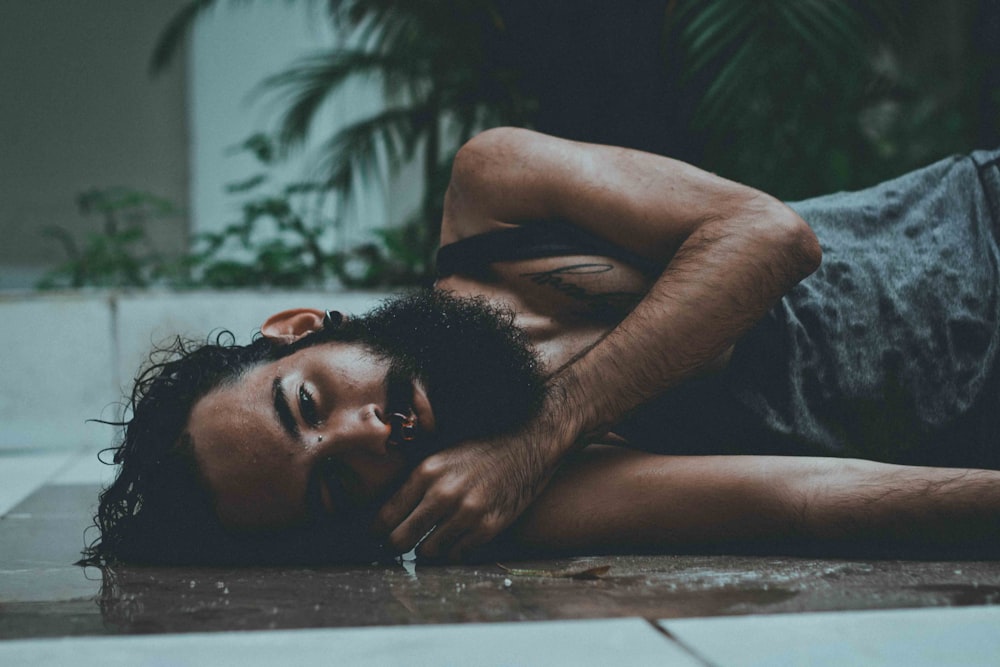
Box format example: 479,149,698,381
2,449,999,665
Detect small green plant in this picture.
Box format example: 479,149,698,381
153,1,538,276
185,134,429,289
38,188,181,289
185,179,332,289
331,217,432,288
38,138,433,291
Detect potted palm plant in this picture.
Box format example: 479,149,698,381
152,0,536,283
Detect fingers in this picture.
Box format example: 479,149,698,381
373,444,523,561
418,499,505,562
380,482,503,561
387,496,446,554
415,518,463,560
377,457,459,554
373,470,428,538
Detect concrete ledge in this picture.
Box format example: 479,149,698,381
0,289,394,450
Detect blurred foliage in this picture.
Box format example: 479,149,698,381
183,134,427,288
37,188,181,289
39,138,428,290
152,0,536,279
127,0,997,288
665,0,990,199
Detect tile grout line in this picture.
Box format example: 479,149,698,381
48,445,97,484
0,446,91,518
645,618,720,667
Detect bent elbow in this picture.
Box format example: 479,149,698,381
448,126,530,205
452,127,527,180
788,210,823,279
765,200,822,281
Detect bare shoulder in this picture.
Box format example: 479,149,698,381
440,127,813,269
440,127,573,245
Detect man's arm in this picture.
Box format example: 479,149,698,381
513,447,1000,557
377,128,822,560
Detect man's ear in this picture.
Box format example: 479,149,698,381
260,308,326,345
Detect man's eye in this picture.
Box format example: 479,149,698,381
298,385,321,427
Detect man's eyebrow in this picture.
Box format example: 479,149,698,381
272,377,300,441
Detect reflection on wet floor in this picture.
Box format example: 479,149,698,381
3,482,1000,640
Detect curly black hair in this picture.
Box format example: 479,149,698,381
80,329,387,566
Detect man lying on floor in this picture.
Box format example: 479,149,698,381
85,128,1000,565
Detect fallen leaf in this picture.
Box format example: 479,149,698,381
497,563,611,580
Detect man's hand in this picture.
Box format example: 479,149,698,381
374,397,578,562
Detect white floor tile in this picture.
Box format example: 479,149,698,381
0,453,71,516
0,618,700,667
661,605,1000,667
0,297,117,450
49,448,116,486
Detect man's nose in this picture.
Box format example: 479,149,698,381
314,403,391,458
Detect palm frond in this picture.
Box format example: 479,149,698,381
779,1,867,68
150,0,221,74
258,49,425,148
683,4,756,77
672,0,880,130
151,0,329,75
328,0,490,62
314,104,432,198
683,0,747,46
697,32,764,128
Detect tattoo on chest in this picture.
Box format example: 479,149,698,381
520,263,643,319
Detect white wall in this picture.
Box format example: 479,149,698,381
0,2,424,291
0,1,189,289
188,3,421,249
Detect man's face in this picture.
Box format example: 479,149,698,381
188,341,434,531
186,291,545,536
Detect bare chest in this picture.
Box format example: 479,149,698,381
437,254,653,372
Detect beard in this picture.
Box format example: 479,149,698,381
286,290,547,465
258,290,547,562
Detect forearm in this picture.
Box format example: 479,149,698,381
512,449,1000,555
513,448,795,552
792,458,1000,551
562,200,818,435
534,199,820,471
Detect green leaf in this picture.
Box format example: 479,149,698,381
259,49,423,149
314,104,430,196
150,0,220,75
232,133,277,164
225,174,268,194
683,5,757,77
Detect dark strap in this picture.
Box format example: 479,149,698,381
436,219,663,279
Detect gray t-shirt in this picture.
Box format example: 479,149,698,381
621,150,1000,468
